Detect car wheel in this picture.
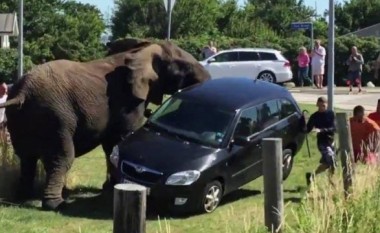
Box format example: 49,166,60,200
258,71,277,83
282,149,294,180
199,181,223,213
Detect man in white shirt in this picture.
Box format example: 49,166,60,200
311,40,326,89
0,83,8,124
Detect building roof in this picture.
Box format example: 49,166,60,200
344,23,380,38
177,77,291,111
0,13,19,36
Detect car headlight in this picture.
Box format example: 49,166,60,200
165,170,200,186
110,145,119,167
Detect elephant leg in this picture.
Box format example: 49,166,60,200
17,155,38,201
41,134,75,211
101,142,118,191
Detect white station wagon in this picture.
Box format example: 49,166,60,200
199,48,293,83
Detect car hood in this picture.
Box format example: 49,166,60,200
118,127,220,173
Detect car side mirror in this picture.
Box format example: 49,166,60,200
144,109,153,118
207,58,216,64
232,136,249,146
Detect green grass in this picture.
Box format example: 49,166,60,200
0,104,346,233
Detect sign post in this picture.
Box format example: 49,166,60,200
17,0,23,80
163,0,176,40
291,22,314,86
327,0,335,111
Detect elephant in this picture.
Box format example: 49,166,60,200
0,40,211,211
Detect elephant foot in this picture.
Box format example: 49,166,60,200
42,198,66,211
102,179,117,193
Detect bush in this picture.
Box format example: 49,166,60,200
0,48,34,84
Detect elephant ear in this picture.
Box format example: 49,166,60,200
125,44,164,101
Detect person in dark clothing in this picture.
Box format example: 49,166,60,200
305,97,336,186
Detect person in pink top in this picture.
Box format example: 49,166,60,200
297,46,311,87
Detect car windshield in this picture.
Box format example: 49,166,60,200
147,96,235,148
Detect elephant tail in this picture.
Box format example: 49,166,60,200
0,95,25,109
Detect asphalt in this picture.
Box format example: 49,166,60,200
289,87,380,111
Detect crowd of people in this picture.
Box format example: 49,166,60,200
305,97,380,186
297,40,380,93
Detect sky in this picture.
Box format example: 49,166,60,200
76,0,341,17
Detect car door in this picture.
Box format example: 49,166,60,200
204,52,239,79
238,51,260,79
256,52,278,75
227,106,262,189
249,99,282,178
277,98,301,147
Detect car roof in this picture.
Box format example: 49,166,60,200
176,77,293,111
218,48,280,53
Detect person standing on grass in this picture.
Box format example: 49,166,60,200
346,46,364,94
297,46,311,87
310,40,326,89
202,41,218,59
350,105,380,163
304,97,336,186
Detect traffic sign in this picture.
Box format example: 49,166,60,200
291,22,312,30
163,0,176,12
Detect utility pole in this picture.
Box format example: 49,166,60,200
163,0,176,40
167,0,172,40
327,0,335,110
17,0,24,80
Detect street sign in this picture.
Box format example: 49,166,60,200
291,22,312,30
163,0,176,12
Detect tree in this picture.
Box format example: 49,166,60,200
334,0,380,36
111,0,221,39
0,0,106,64
246,0,315,36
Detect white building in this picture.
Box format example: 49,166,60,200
0,13,19,49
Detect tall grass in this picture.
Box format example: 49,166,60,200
287,160,380,233
0,126,45,200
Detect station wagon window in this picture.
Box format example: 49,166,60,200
259,52,278,61
239,52,259,61
234,107,260,138
212,52,239,62
279,99,297,119
257,100,280,129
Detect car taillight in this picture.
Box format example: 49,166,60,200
284,61,291,68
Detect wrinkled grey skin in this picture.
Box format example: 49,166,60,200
0,40,210,211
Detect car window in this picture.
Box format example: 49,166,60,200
149,97,235,147
257,100,280,129
259,52,278,61
213,52,239,62
239,52,259,61
233,106,260,138
279,99,297,119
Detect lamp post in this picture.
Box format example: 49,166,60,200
327,0,335,110
17,0,23,80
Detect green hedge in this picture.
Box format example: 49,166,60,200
1,35,379,86
0,49,34,84
173,35,380,86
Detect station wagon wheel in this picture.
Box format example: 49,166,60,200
258,71,276,83
201,181,223,213
282,149,294,180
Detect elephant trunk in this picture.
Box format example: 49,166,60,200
0,95,25,109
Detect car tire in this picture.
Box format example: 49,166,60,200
197,180,223,213
282,149,294,180
258,71,277,83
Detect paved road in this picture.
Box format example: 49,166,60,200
290,88,380,111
